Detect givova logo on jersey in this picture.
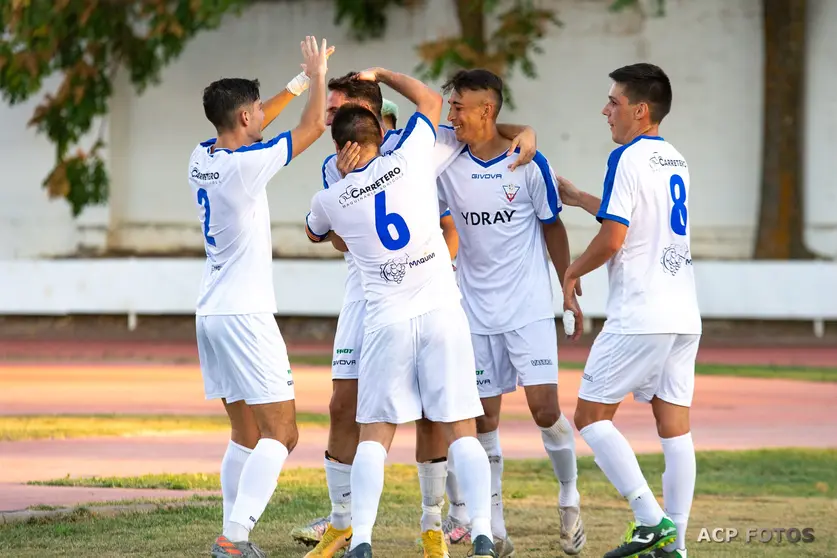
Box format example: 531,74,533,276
339,167,403,207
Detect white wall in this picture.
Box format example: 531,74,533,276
1,0,835,260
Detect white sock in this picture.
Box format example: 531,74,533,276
325,456,352,531
580,420,665,526
349,441,387,550
449,436,492,543
661,433,695,552
220,440,252,532
445,450,470,524
418,460,447,532
540,413,580,508
477,430,506,539
225,438,289,541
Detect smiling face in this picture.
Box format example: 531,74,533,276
446,88,497,144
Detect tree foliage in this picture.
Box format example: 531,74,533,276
0,0,249,216
3,0,816,261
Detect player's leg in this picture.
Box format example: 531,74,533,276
575,333,677,558
642,334,700,558
296,304,365,556
221,399,260,531
207,314,298,557
418,306,498,558
346,319,422,556
197,315,260,536
509,318,584,554
414,418,449,554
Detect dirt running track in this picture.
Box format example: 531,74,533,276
1,359,836,513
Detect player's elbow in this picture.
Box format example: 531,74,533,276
306,227,328,243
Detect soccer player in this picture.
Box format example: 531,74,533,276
305,67,498,558
381,98,399,130
434,69,586,557
188,36,331,558
559,63,700,558
293,73,539,558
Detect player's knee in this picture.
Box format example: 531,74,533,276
532,407,560,429
272,422,299,453
573,407,594,431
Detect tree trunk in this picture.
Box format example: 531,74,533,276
754,0,815,259
454,0,486,50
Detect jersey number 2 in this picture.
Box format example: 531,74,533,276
197,188,216,246
375,191,410,250
669,174,687,236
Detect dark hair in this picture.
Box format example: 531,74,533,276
202,78,261,132
442,69,504,116
331,105,382,149
608,63,672,123
328,71,384,119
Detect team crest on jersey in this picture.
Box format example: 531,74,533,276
502,183,520,202
380,254,409,284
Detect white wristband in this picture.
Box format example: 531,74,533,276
562,310,575,337
286,72,310,96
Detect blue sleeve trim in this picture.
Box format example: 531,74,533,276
440,209,451,218
598,143,630,219
235,131,292,166
596,212,630,227
393,112,436,152
305,211,330,240
532,150,560,220
321,154,337,189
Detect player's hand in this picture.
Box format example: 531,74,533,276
336,141,362,177
556,175,583,207
353,67,382,82
562,276,584,341
507,126,537,170
301,44,336,77
300,36,329,79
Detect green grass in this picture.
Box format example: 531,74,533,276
8,449,835,557
0,413,329,442
291,353,837,382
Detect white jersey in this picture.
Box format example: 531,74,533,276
308,112,460,332
188,132,293,316
437,147,561,334
596,135,701,334
321,125,462,306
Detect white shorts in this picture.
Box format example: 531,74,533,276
331,300,366,380
356,306,485,425
471,318,559,398
196,313,295,405
579,333,701,407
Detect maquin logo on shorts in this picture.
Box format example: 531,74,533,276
339,167,403,207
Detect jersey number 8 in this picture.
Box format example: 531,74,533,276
375,191,411,250
197,188,217,247
669,174,687,236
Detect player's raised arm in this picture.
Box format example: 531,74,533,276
289,36,330,160
355,67,443,132
260,45,336,132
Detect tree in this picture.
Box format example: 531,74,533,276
753,0,814,258
3,0,816,261
0,0,563,217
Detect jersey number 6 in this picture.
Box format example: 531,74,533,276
197,188,217,247
375,191,411,250
669,174,687,236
